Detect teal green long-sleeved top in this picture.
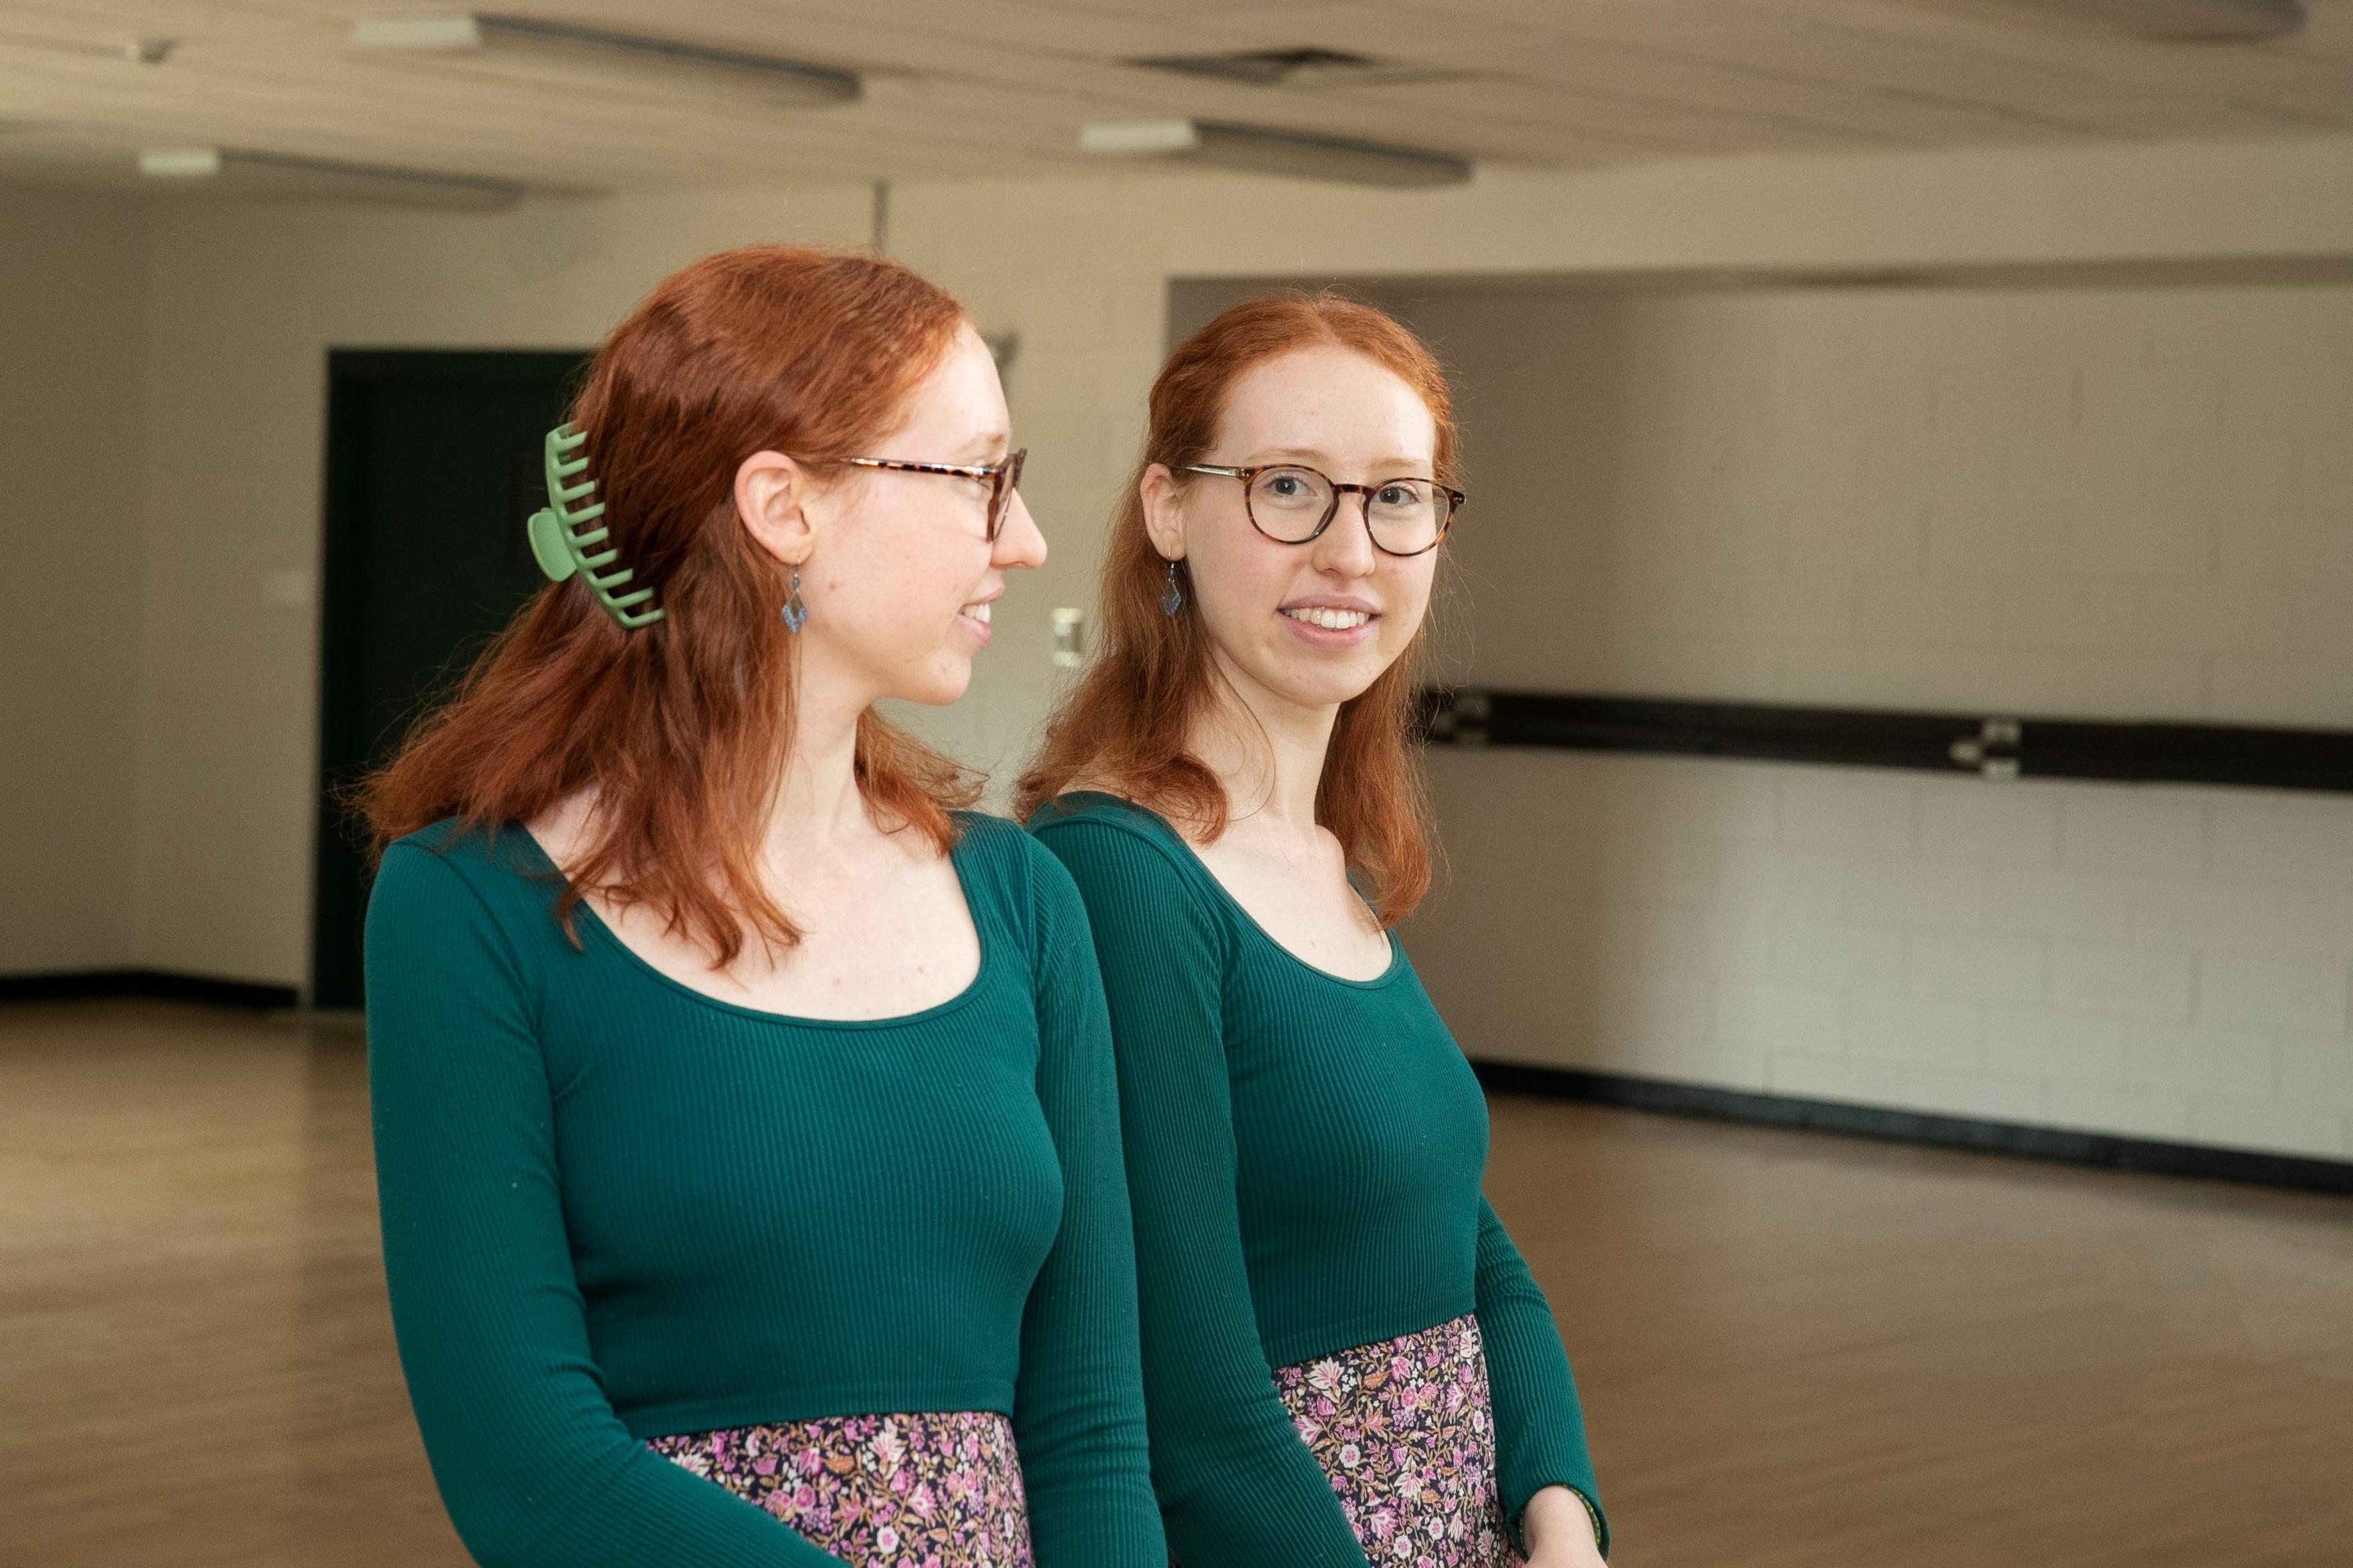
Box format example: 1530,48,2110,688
1029,792,1605,1566
363,812,1165,1568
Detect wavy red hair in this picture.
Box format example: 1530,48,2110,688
358,245,979,965
1015,291,1455,926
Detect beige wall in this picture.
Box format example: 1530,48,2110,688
1368,283,2353,723
24,128,2353,1154
0,188,150,973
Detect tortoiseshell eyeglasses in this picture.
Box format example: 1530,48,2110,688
1184,463,1461,557
845,448,1027,541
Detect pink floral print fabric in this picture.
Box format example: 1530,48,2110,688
648,1408,1032,1567
1274,1311,1526,1568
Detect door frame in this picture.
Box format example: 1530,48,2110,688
312,348,592,1009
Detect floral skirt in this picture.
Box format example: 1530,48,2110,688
648,1409,1031,1567
1273,1311,1525,1568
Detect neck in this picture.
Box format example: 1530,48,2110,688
765,652,876,854
1191,647,1339,834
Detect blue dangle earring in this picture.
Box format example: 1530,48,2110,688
781,567,808,633
1160,559,1184,617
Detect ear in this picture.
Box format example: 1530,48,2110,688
735,450,818,567
1138,462,1188,562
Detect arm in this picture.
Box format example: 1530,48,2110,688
1037,821,1371,1568
1473,1196,1609,1559
365,843,850,1568
1009,850,1168,1568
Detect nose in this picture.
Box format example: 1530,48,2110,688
993,487,1047,570
1310,490,1378,578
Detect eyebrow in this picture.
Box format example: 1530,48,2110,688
1247,446,1432,472
955,432,1011,462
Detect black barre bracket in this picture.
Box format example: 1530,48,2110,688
1414,688,2353,795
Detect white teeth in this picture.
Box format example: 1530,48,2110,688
1282,606,1372,630
961,602,991,624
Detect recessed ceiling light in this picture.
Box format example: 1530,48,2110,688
138,146,527,211
352,13,860,109
1079,118,1471,187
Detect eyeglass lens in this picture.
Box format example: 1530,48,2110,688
1247,466,1447,553
990,450,1027,539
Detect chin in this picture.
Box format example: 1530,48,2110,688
1269,665,1383,710
900,662,973,708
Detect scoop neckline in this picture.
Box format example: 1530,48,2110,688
511,820,995,1031
1046,790,1405,991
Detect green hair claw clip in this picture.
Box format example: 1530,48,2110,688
525,422,665,629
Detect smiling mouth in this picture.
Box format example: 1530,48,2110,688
959,601,993,624
1281,606,1374,630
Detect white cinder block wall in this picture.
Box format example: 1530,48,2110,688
1365,283,2353,1161
1412,755,2353,1161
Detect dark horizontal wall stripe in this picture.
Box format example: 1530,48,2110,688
0,969,300,1011
1417,688,2353,795
1472,1059,2353,1198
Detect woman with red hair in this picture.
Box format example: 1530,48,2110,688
360,245,1162,1568
1022,295,1606,1568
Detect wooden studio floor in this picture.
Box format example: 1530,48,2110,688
3,1001,2348,1568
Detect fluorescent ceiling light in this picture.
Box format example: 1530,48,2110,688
352,13,860,109
1078,118,1470,187
1994,0,2304,40
138,146,525,210
137,147,222,178
1079,119,1201,156
0,30,173,63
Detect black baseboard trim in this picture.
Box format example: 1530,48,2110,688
0,968,301,1011
1471,1059,2353,1197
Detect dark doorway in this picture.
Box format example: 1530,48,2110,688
313,349,591,1009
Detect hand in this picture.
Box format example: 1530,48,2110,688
1520,1484,1606,1568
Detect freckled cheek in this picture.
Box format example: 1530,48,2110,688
1376,575,1433,650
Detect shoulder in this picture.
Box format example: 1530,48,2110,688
370,817,555,950
947,807,1068,937
949,806,1034,860
1023,792,1223,934
1025,790,1190,868
378,816,488,894
949,812,1111,994
365,823,544,1006
946,807,1060,895
380,817,547,893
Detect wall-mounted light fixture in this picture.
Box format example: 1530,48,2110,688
352,14,860,109
138,146,526,210
1051,608,1088,669
1078,118,1470,187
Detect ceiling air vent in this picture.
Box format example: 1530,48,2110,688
1997,0,2304,41
1126,47,1471,89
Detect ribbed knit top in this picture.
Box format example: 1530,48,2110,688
1029,791,1604,1565
363,812,1164,1568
